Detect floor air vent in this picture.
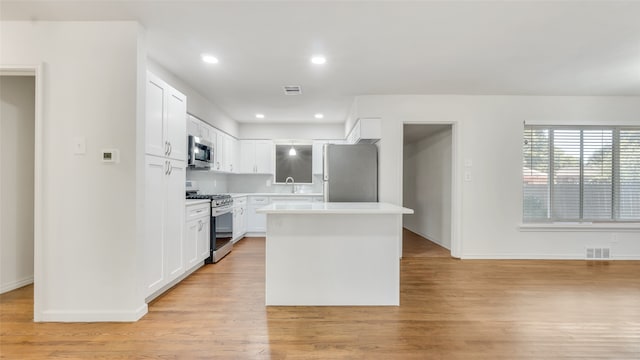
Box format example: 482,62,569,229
586,247,611,260
283,85,302,95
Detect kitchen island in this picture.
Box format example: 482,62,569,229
257,202,413,306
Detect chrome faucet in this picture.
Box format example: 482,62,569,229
285,176,296,193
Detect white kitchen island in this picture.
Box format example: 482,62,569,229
257,202,413,306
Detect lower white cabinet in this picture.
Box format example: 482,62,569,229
144,155,186,297
185,203,210,270
247,196,269,233
232,196,247,242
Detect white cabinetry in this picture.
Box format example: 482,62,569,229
144,72,187,298
223,134,237,173
184,202,210,271
144,157,186,296
240,140,273,174
145,72,187,161
247,196,270,233
232,196,247,242
346,118,381,144
312,141,326,175
209,128,238,173
187,115,210,140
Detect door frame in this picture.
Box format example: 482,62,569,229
1,64,44,320
401,121,461,258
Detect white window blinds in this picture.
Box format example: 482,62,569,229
523,126,640,222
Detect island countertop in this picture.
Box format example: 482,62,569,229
256,202,413,215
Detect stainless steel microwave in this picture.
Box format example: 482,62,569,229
187,135,213,169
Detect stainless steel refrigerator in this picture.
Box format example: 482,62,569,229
323,144,378,202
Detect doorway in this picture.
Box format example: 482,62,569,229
0,65,43,320
402,124,454,257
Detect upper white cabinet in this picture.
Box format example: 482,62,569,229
346,118,381,144
239,140,274,174
145,72,187,161
187,115,210,141
223,133,237,173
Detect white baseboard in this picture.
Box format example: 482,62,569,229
39,303,148,322
461,253,640,260
245,232,265,237
404,227,451,251
0,276,34,294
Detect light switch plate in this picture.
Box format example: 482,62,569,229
464,171,472,182
464,159,473,167
73,137,86,155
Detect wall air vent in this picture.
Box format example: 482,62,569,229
283,85,302,95
586,247,611,260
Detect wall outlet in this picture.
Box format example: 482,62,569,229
464,171,472,182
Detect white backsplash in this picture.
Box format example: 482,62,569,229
228,174,323,194
186,170,228,194
186,171,323,195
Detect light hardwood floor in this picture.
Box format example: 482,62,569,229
1,233,639,359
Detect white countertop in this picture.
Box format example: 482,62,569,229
229,193,323,198
256,202,414,215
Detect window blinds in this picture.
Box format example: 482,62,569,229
523,126,640,222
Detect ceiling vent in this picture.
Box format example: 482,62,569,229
283,85,302,95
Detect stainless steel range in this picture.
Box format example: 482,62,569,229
186,181,233,263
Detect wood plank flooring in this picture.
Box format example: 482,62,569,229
1,234,640,359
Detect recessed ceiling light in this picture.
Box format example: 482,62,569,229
255,113,265,119
201,54,219,64
311,56,326,65
314,113,324,119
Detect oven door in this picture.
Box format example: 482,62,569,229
208,207,233,262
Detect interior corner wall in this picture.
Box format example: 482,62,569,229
238,123,344,140
355,95,640,259
1,21,146,321
403,129,452,249
0,75,35,293
146,59,239,137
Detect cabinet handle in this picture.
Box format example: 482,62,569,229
198,220,204,231
168,142,172,156
230,164,233,172
164,141,170,155
169,163,173,175
240,208,244,215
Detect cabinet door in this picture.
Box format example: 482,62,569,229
254,140,273,174
232,207,240,241
239,140,255,173
145,74,166,157
164,161,185,280
184,219,199,269
312,141,326,175
197,217,210,262
211,129,223,171
247,205,267,233
223,134,234,172
144,156,166,296
166,89,187,161
240,205,247,235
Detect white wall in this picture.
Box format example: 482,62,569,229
1,21,146,321
403,128,452,249
355,95,640,259
147,59,239,137
239,123,344,140
0,76,35,293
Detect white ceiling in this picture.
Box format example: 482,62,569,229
3,1,640,124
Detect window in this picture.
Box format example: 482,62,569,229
523,126,640,222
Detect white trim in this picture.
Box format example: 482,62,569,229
462,253,640,260
0,276,34,294
519,223,640,232
40,304,148,322
0,64,43,321
406,228,451,251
